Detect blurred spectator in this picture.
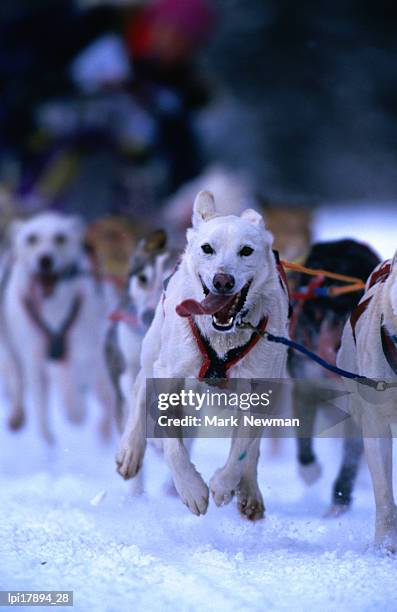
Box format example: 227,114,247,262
125,0,215,193
0,1,159,219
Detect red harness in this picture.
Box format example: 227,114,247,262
109,308,140,330
350,259,397,374
189,315,269,380
350,260,391,340
289,275,325,340
367,260,391,289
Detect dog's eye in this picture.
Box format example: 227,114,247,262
54,233,67,246
239,246,254,257
201,243,214,255
26,233,38,245
138,273,148,285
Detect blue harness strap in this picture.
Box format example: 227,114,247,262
236,321,396,392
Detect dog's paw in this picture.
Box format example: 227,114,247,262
298,460,322,485
8,407,25,431
375,515,397,554
375,530,397,555
173,467,209,516
116,431,146,480
237,479,265,521
210,468,238,507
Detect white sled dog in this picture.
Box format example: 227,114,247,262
117,191,290,518
2,211,115,443
337,254,397,552
106,229,175,430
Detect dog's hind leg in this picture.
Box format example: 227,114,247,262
294,382,322,485
362,413,397,552
326,419,363,516
236,437,265,521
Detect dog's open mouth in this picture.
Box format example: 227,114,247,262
176,279,251,332
35,272,59,297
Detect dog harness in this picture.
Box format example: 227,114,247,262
189,315,269,380
175,251,290,380
349,259,397,374
22,265,86,361
273,250,292,313
109,301,143,332
23,293,83,361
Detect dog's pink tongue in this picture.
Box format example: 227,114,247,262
176,293,234,318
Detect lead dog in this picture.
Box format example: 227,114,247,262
337,253,397,551
2,211,115,443
116,191,290,518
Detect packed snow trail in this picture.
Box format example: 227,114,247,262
0,394,396,612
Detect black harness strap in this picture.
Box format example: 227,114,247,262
23,294,83,361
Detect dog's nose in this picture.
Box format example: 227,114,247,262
212,273,235,293
141,308,155,327
39,254,53,273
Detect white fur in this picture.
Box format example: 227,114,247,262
2,212,115,443
337,253,397,552
118,252,171,410
116,192,289,518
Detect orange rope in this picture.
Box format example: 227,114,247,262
327,282,365,297
281,260,365,288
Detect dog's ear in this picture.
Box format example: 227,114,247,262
143,229,167,253
240,208,265,228
192,191,216,228
241,208,273,245
68,215,86,240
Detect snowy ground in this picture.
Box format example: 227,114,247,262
2,205,397,612
1,392,396,612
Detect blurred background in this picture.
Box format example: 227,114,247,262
1,0,397,268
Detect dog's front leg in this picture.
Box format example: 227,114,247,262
93,354,116,440
23,353,52,444
362,414,397,552
116,369,147,479
236,437,265,520
210,435,259,510
3,347,24,431
163,435,209,516
51,361,85,426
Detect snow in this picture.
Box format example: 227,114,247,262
1,393,396,612
1,203,397,611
